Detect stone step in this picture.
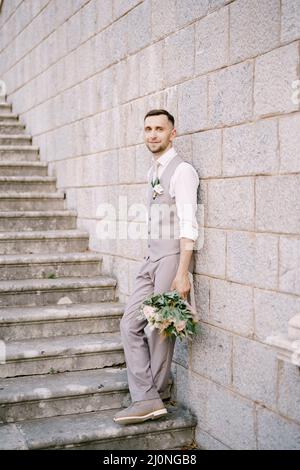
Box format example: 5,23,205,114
0,405,196,450
0,252,103,281
0,331,124,378
0,103,12,114
0,191,65,211
0,367,172,424
0,113,19,123
0,146,39,161
0,123,25,135
0,275,117,307
0,301,124,340
0,229,89,255
0,161,48,176
0,176,57,192
0,210,77,231
0,134,31,146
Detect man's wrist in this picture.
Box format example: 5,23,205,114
176,267,189,276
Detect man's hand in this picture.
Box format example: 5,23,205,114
170,272,191,300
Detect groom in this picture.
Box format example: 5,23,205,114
114,109,199,425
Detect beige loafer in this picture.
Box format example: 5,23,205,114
113,398,168,425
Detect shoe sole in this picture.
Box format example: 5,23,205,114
113,408,168,425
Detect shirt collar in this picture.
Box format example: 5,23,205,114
151,146,177,167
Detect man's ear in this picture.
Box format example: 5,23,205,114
171,127,177,140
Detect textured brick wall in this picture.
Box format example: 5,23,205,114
0,0,299,449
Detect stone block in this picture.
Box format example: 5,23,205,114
223,119,278,176
208,177,254,230
177,76,208,134
193,274,210,322
78,150,119,186
119,147,135,184
196,428,231,450
139,41,163,95
254,289,300,341
74,40,95,83
113,0,142,19
175,0,209,28
205,381,256,449
192,129,222,178
279,113,300,173
279,237,300,295
257,407,300,449
256,175,300,234
163,25,194,87
194,228,226,278
208,61,253,126
127,0,151,54
95,0,113,31
281,0,300,42
151,0,177,40
173,135,193,163
210,278,253,336
111,256,129,295
195,6,228,74
278,361,300,423
115,54,140,104
126,185,148,223
233,336,278,407
135,144,152,184
191,324,232,386
65,9,82,52
173,337,189,368
227,231,278,289
254,43,299,117
230,0,280,62
155,85,178,126
95,15,128,70
175,365,209,430
125,98,148,146
80,0,97,42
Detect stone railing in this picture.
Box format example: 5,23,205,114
266,314,300,367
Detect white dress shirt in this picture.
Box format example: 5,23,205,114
147,147,199,241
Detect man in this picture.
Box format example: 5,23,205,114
114,109,199,425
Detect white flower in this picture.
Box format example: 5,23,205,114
153,183,164,195
143,305,156,319
152,180,164,199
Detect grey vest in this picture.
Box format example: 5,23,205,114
146,154,195,272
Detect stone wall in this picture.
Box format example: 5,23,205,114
0,0,299,449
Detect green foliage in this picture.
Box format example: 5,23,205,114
46,272,57,279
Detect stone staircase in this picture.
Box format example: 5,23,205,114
0,96,197,450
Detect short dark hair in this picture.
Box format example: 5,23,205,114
144,109,175,127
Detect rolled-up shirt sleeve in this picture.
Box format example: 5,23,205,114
171,163,200,241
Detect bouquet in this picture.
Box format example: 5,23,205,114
139,290,200,342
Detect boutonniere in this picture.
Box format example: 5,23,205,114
151,177,164,200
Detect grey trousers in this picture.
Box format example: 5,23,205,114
120,253,182,402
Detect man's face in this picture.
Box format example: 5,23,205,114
144,115,176,155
